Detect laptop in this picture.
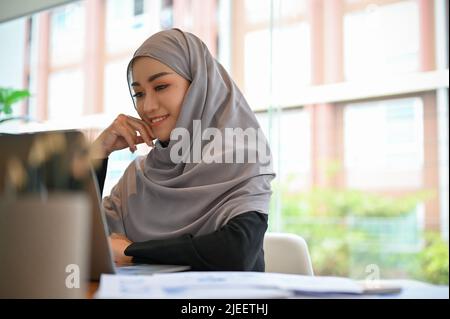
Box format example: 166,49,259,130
0,130,190,281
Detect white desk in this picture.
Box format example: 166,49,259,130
89,272,449,299
293,280,448,299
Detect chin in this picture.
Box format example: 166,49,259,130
156,135,170,143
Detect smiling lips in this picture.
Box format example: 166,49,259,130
149,114,169,126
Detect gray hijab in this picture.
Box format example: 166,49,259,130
103,29,275,242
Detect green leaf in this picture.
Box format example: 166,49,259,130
0,87,31,116
5,90,30,105
0,88,13,104
3,103,12,114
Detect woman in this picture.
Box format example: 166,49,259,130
91,28,275,271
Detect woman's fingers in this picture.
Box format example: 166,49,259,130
109,114,156,153
112,122,138,152
126,116,154,147
135,136,145,145
128,115,155,140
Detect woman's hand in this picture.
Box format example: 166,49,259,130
91,114,154,159
109,233,134,266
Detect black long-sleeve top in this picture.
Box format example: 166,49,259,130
94,158,268,271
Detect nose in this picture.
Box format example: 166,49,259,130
143,93,158,113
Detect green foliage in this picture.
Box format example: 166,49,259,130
271,181,448,283
0,87,30,123
281,186,432,219
413,232,449,285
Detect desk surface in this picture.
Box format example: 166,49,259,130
87,278,448,299
88,282,99,299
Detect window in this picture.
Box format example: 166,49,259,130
50,2,85,66
256,107,311,190
48,69,84,120
0,18,27,117
105,0,161,56
133,0,145,16
344,97,424,189
1,0,447,284
344,0,420,80
240,0,310,110
45,2,86,122
160,0,173,29
104,58,135,116
28,16,40,121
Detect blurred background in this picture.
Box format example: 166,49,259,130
0,0,448,284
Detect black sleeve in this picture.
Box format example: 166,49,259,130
92,158,108,196
124,211,268,272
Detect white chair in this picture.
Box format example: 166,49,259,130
263,232,314,276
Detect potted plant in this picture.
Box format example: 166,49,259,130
0,87,30,124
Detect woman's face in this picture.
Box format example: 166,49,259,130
131,57,190,142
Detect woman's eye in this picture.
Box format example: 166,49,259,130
133,92,144,98
155,84,169,92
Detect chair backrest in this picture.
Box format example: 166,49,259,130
263,232,314,276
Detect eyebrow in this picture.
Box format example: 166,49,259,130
131,72,172,87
